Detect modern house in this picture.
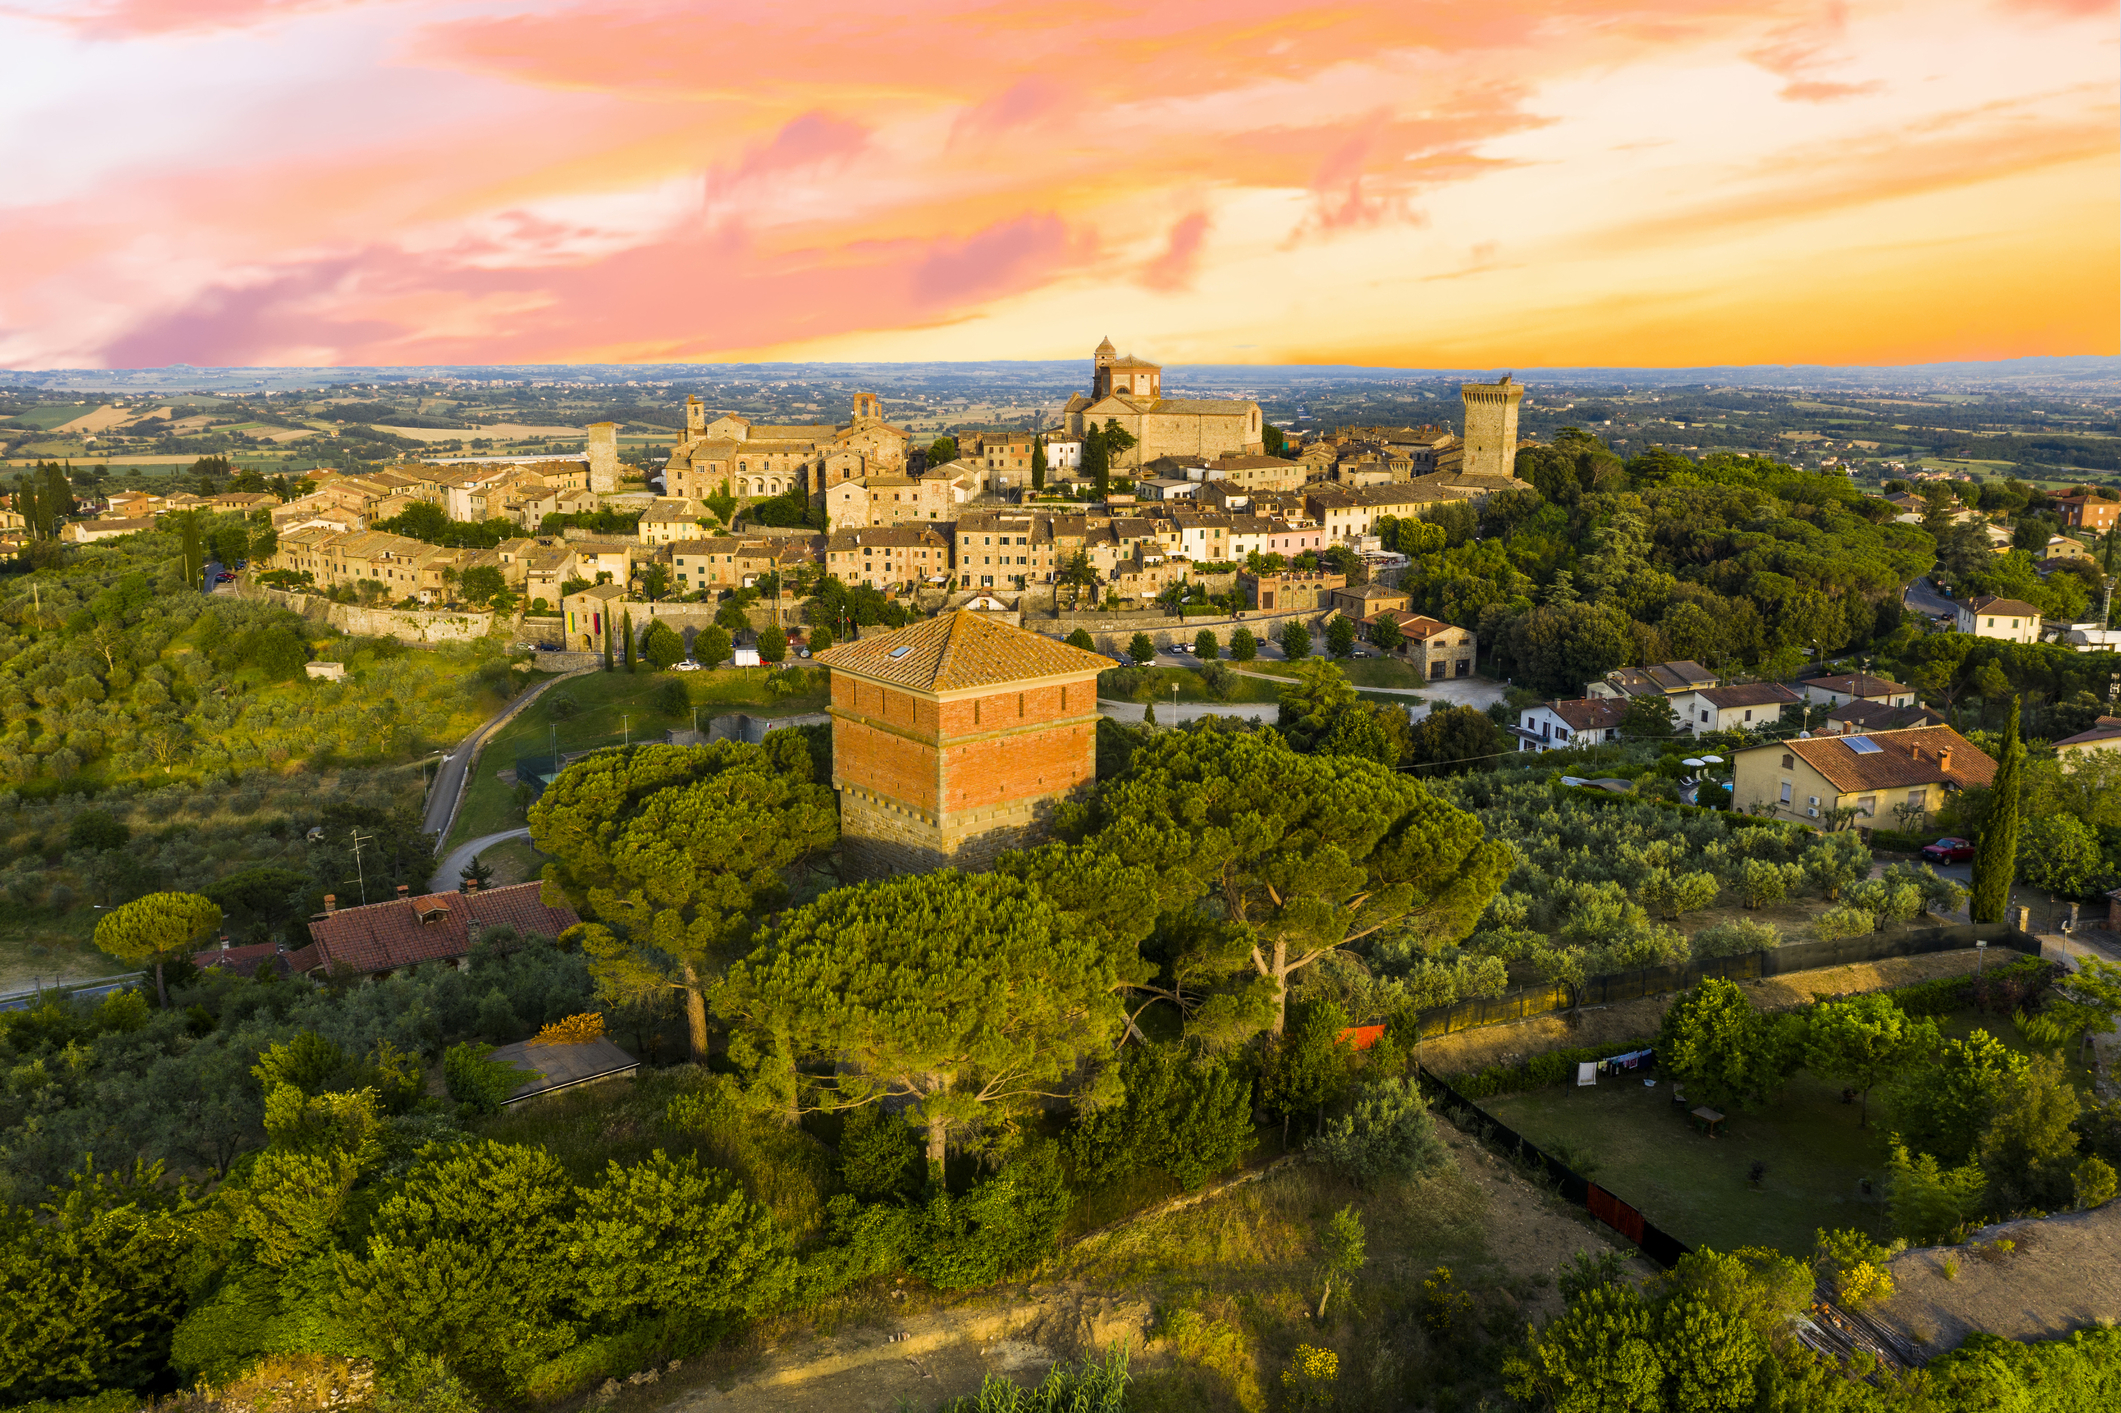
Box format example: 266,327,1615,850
1801,673,1917,709
1670,682,1804,733
1729,726,1994,829
1824,700,1946,735
1512,698,1629,752
1585,660,1718,701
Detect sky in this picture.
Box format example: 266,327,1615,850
0,0,2113,372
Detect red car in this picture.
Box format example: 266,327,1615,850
1921,837,1974,864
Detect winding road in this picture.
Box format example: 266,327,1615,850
420,667,594,846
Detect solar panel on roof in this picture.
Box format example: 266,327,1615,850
888,645,913,658
1845,736,1883,754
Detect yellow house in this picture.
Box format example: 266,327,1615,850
1730,725,1994,829
2053,716,2121,771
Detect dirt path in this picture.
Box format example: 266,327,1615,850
1870,1204,2121,1355
1419,947,1997,1077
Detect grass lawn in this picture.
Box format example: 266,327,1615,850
1237,656,1432,691
471,837,550,887
447,665,830,847
1481,1004,2102,1261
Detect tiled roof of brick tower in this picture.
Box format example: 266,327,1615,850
289,881,579,975
815,611,1112,691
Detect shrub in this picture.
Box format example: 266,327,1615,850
1308,1075,1448,1187
1229,627,1257,662
527,1013,603,1046
2075,1156,2117,1210
441,1042,524,1116
1067,1043,1254,1193
1813,1228,1897,1309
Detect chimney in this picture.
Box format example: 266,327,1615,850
1908,743,1919,759
464,879,478,895
397,884,410,900
1938,747,1952,772
323,894,336,914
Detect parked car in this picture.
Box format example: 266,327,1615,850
673,660,701,672
1921,837,1975,864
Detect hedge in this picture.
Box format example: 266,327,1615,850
1866,828,1935,853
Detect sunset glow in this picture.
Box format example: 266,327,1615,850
1,0,2113,370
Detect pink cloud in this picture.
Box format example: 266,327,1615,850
731,110,871,183
952,76,1068,141
1139,212,1209,292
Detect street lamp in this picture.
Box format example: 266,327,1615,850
1975,939,1987,979
1170,681,1179,725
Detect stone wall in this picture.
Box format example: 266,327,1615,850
1038,604,1333,656
241,584,497,643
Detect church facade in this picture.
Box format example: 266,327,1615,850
1060,339,1265,473
662,392,911,505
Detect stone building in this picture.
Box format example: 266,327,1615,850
1460,376,1525,481
662,392,910,504
1060,338,1265,472
816,613,1109,877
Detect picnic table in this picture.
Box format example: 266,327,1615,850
1689,1105,1726,1137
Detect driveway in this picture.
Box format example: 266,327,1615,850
430,828,531,896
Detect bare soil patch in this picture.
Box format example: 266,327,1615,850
1871,1204,2121,1356
53,404,131,434
1421,947,1994,1077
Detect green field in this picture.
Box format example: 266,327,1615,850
1483,1005,2098,1259
447,666,830,847
1100,664,1282,706
1240,656,1432,691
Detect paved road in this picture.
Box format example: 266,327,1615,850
1903,576,1954,621
430,827,532,896
421,670,591,847
0,976,143,1011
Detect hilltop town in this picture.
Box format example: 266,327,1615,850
1,345,2119,1413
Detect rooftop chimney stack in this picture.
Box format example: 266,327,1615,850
1938,747,1952,771
324,894,336,914
397,885,410,900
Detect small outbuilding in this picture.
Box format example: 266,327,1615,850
482,1037,639,1107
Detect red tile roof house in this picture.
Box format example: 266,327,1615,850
189,941,293,980
286,881,580,980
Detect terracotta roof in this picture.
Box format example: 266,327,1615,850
1963,596,2041,618
2054,716,2121,751
1774,726,1996,793
191,942,288,978
1548,698,1629,732
1807,673,1911,697
1825,701,1946,733
815,611,1110,692
300,882,579,976
1692,682,1804,710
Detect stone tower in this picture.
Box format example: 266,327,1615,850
814,612,1111,878
1092,336,1116,397
1459,374,1525,480
685,395,706,436
851,391,883,422
585,422,619,492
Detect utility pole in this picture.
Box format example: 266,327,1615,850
622,714,631,748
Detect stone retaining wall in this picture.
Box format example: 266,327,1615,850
242,584,497,643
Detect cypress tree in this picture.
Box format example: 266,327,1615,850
1968,695,2023,924
603,612,614,672
622,610,636,673
1031,437,1047,492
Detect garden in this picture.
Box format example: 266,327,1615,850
1471,956,2117,1262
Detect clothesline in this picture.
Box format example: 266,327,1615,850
1596,1047,1656,1076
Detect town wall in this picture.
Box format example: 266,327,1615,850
240,584,497,644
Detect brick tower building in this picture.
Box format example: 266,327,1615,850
815,612,1110,876
1459,374,1525,480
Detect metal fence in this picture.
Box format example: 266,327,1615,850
1402,923,2033,1043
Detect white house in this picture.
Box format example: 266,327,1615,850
1043,435,1083,474
1511,698,1628,752
1801,673,1916,710
1670,682,1805,733
1954,595,2041,644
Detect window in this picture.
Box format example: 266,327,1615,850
1907,789,1927,808
1744,709,1753,722
1781,753,1794,769
1857,795,1877,816
1780,781,1793,804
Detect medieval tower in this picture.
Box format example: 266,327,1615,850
585,422,620,492
1459,375,1525,480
